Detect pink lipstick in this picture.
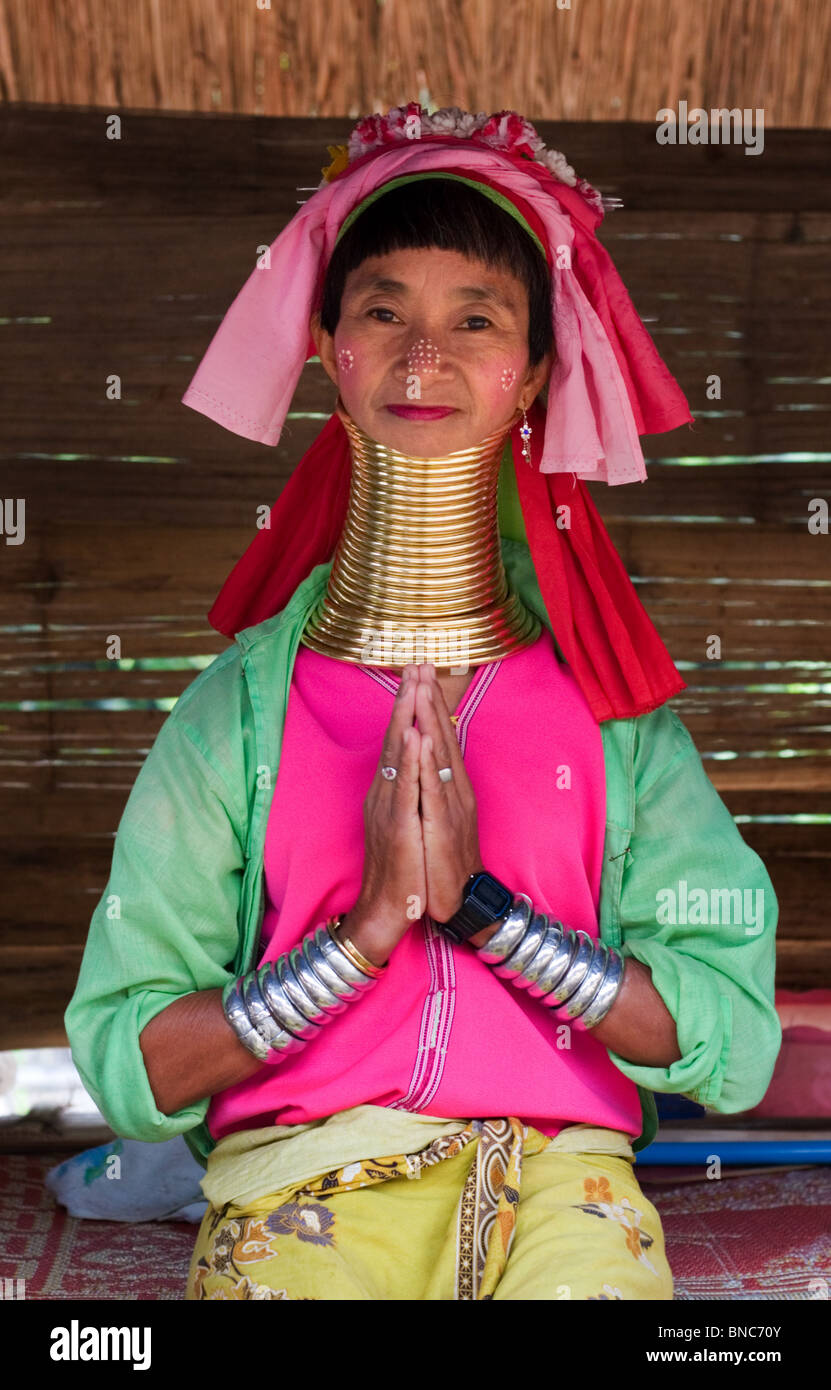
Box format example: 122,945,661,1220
386,405,457,420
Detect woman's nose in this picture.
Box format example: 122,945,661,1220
394,335,453,394
405,337,442,376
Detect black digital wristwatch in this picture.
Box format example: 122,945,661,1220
438,870,514,945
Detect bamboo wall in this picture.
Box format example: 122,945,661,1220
1,106,830,1048
0,0,829,127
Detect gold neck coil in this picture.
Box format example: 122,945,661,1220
300,398,541,670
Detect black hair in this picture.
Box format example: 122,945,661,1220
317,178,555,373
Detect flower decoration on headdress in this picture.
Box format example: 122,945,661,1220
319,102,604,214
321,143,350,183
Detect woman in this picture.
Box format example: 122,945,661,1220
65,105,781,1301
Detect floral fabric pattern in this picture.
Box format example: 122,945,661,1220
572,1174,661,1277
186,1121,673,1301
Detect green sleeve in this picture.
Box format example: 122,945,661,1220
605,705,782,1112
64,651,249,1142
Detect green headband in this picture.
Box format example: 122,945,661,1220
333,171,548,263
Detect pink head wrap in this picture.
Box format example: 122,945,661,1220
181,108,693,483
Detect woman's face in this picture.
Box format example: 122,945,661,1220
311,246,551,456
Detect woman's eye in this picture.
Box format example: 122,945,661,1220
367,308,491,330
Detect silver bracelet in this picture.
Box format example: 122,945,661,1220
474,893,625,1029
542,930,596,1006
259,958,322,1040
222,976,272,1061
526,927,581,1000
244,968,309,1055
491,910,550,981
476,893,534,964
557,939,609,1017
222,919,383,1061
579,949,626,1028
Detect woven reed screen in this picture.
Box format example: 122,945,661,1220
1,108,829,1047
1,0,829,127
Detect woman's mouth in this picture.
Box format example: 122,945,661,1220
385,405,458,420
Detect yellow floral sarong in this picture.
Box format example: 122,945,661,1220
185,1106,673,1300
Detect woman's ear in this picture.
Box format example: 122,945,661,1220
520,351,553,412
309,311,339,388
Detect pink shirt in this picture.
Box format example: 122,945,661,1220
207,626,643,1141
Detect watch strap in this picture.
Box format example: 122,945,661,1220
440,871,514,944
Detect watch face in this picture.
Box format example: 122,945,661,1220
470,873,513,921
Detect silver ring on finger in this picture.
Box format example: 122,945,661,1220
438,766,453,783
381,765,398,781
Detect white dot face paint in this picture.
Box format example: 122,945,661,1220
500,367,517,392
406,338,441,375
337,347,355,372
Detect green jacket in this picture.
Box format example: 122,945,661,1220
64,537,781,1168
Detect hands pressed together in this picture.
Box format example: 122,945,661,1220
340,663,681,1065
344,661,486,964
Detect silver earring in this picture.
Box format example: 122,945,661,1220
520,408,532,467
